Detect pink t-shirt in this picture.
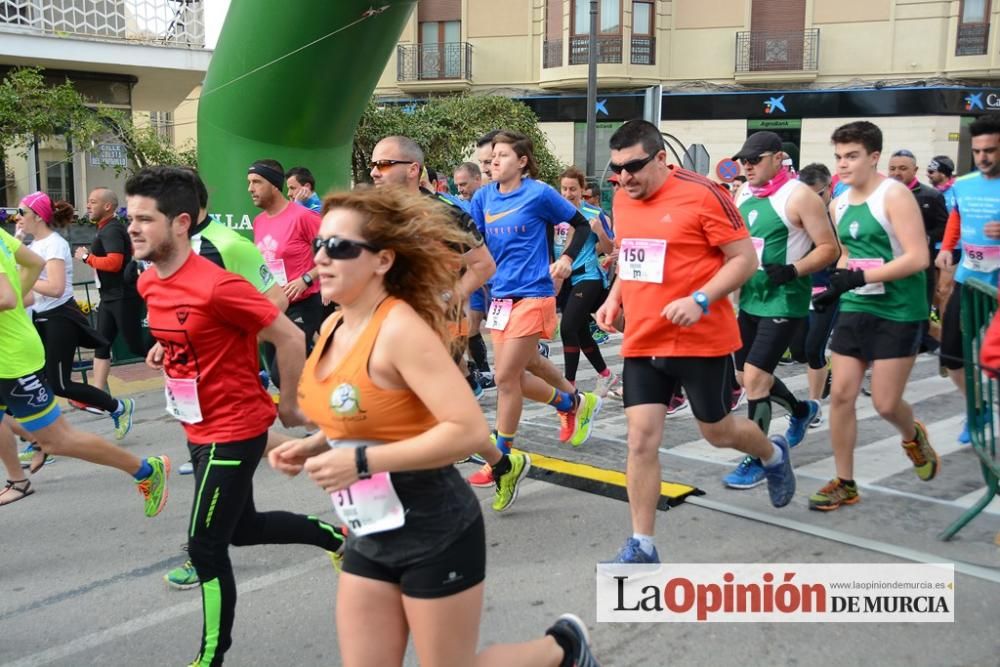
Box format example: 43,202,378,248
252,202,321,302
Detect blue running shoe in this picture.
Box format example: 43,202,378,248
723,456,766,489
603,537,660,565
537,341,550,358
259,370,270,390
546,614,601,667
958,421,971,445
762,435,795,508
785,399,820,448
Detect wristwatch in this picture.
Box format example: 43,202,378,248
692,291,710,314
301,272,314,287
355,445,371,480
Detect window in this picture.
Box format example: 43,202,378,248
633,1,652,35
419,20,462,78
631,0,655,64
544,0,564,68
44,161,72,203
572,0,621,35
957,0,991,55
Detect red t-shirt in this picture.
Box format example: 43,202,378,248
138,252,279,444
252,201,321,302
613,166,747,358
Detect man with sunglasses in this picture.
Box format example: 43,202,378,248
596,120,796,565
722,132,838,490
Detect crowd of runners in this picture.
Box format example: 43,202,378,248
3,112,999,665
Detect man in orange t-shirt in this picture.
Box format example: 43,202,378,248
595,120,797,565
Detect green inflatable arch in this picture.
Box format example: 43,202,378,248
197,1,415,234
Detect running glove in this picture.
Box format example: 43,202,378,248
763,263,798,286
811,268,867,312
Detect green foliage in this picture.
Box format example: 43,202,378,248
95,108,197,173
353,95,563,186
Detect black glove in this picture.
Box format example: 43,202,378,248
828,268,867,293
763,263,798,286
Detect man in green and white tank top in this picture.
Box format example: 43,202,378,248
809,121,939,513
723,132,839,491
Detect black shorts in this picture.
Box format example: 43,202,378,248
734,311,805,374
939,285,963,370
829,312,925,362
341,512,486,599
622,355,733,423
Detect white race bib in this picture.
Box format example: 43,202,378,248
164,376,203,424
266,259,288,286
553,223,571,257
751,237,765,270
486,298,514,331
618,238,666,283
847,258,885,296
961,243,1000,274
331,472,406,536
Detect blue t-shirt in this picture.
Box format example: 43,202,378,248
439,191,472,214
470,178,578,298
952,172,1000,286
561,202,613,286
295,192,323,213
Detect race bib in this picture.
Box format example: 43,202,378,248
847,258,885,296
961,243,1000,274
553,223,571,258
266,259,288,286
164,376,203,424
809,285,826,311
331,472,406,536
486,298,514,331
751,237,765,270
618,238,666,283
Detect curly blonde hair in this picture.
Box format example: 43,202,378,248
320,187,475,352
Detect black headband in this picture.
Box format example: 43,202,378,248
248,163,284,191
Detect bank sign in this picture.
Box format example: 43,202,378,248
964,92,1000,112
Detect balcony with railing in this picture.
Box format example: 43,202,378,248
397,42,472,87
543,38,562,68
631,36,655,65
956,23,990,56
0,0,204,47
569,34,623,65
735,28,819,78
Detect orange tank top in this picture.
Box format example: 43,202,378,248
298,297,438,443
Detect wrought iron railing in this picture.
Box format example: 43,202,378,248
956,23,989,56
631,35,655,65
735,28,819,73
543,38,562,68
569,34,623,65
0,0,204,47
397,42,472,81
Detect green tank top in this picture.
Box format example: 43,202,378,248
736,179,812,317
0,229,46,379
193,219,276,293
833,178,927,322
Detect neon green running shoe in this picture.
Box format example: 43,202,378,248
136,455,170,517
492,451,531,512
165,560,200,590
570,392,602,447
112,398,135,440
902,421,940,482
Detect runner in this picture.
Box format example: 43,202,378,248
125,166,345,666
810,121,938,511
722,132,837,490
0,224,168,511
469,131,603,486
556,166,617,395
596,120,796,564
937,113,1000,443
16,192,136,440
268,186,601,667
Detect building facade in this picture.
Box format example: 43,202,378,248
374,0,1000,180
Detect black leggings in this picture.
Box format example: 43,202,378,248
187,433,343,666
95,296,148,360
560,279,607,382
262,293,322,389
34,316,118,413
805,304,839,370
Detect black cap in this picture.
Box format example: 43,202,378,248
928,155,954,177
732,131,783,161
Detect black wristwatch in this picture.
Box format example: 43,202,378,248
355,445,371,480
301,272,314,287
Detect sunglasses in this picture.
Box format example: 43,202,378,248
738,153,774,166
17,207,25,216
313,236,380,260
369,159,414,173
608,153,656,175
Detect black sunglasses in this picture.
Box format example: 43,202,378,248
739,153,774,166
312,236,380,260
17,207,25,216
608,153,656,175
369,159,414,173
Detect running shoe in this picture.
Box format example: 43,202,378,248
603,537,660,565
456,453,487,466
136,455,170,517
18,443,38,464
666,394,689,417
470,378,484,401
762,435,795,508
723,456,766,489
538,341,550,358
165,560,200,590
493,451,531,512
860,370,872,396
808,478,860,511
111,398,135,440
69,399,105,415
590,320,610,345
546,613,602,667
958,421,971,445
730,387,746,412
179,461,194,475
607,385,624,400
259,370,270,389
468,463,494,487
777,350,795,366
558,402,577,443
808,408,825,429
902,421,939,482
475,371,496,390
594,372,620,399
570,392,601,446
822,371,832,399
785,400,821,448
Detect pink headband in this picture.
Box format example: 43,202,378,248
21,191,53,225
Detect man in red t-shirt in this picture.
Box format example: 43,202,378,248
126,167,344,667
595,120,797,565
248,158,322,389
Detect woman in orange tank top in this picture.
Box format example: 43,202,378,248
268,187,601,667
